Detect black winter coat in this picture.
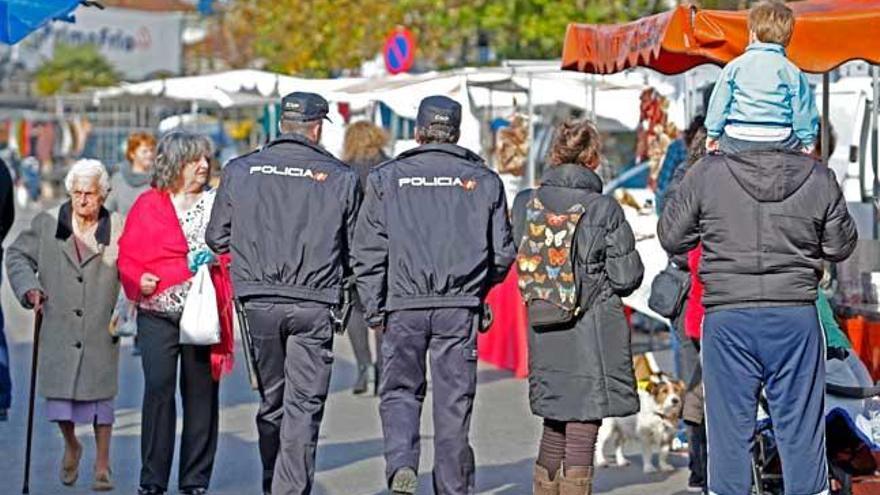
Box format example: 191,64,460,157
512,164,644,421
353,144,516,327
206,134,361,304
348,152,389,189
658,150,857,310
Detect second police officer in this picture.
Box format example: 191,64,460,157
206,92,360,495
353,95,516,494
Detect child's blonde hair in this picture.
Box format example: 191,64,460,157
749,0,795,46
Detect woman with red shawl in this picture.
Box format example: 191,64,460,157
117,131,233,495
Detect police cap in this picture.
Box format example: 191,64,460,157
280,92,331,122
416,95,461,129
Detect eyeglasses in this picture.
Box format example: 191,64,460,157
71,190,99,200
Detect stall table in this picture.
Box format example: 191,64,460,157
835,302,880,381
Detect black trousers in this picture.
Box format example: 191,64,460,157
380,307,478,495
347,304,383,372
138,311,219,491
246,300,335,495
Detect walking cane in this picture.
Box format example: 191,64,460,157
22,308,42,494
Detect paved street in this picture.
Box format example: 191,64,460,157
0,204,690,495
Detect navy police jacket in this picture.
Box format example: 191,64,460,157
352,143,516,327
206,133,361,304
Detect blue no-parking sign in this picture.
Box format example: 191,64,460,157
384,28,416,75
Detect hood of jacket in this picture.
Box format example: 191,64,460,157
119,160,151,189
722,151,815,202
540,163,604,193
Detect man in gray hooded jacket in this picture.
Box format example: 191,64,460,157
659,149,857,495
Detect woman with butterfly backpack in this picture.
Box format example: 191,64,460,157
511,119,644,495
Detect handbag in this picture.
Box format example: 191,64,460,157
648,262,691,319
109,290,138,338
179,264,220,345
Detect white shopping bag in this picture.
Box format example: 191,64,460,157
180,264,220,345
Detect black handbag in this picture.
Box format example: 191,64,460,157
648,262,691,319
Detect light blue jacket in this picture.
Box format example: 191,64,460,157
705,42,819,146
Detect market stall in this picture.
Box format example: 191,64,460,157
479,0,880,377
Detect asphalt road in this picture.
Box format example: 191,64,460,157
0,203,691,495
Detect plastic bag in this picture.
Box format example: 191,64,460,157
109,290,138,338
179,264,220,345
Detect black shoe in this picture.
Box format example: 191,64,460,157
0,408,7,421
353,365,369,395
180,489,207,495
390,467,418,494
137,487,165,495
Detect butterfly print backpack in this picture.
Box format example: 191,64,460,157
516,194,587,330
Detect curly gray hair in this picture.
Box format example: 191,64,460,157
152,131,215,191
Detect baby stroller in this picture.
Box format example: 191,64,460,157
751,349,880,495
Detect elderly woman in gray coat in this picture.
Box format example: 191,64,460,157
6,159,123,492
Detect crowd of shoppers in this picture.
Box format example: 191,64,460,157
1,4,864,490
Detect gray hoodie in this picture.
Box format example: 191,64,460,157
105,161,151,216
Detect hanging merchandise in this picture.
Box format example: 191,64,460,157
8,119,19,155
71,117,92,156
636,88,678,189
494,114,528,177
35,122,55,165
59,119,73,157
19,120,30,157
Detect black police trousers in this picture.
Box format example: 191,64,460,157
380,307,478,495
246,300,335,495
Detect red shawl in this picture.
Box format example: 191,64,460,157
117,188,234,381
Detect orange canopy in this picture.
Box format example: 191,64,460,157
562,0,880,75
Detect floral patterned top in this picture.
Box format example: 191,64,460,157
139,189,216,315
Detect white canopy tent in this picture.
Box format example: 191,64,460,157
88,66,689,171
93,69,363,109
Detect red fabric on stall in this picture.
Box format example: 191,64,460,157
562,1,880,75
478,268,529,379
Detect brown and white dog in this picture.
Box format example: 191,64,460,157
595,375,686,473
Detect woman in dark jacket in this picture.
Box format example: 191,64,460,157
512,119,644,495
342,121,389,394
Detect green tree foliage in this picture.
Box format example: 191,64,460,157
225,0,764,75
398,0,668,64
34,43,119,96
226,0,398,76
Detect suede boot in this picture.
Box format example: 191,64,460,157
559,466,593,495
532,464,559,495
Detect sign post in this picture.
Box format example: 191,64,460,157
384,28,416,75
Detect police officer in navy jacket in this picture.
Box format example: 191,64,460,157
206,92,360,495
353,95,516,494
